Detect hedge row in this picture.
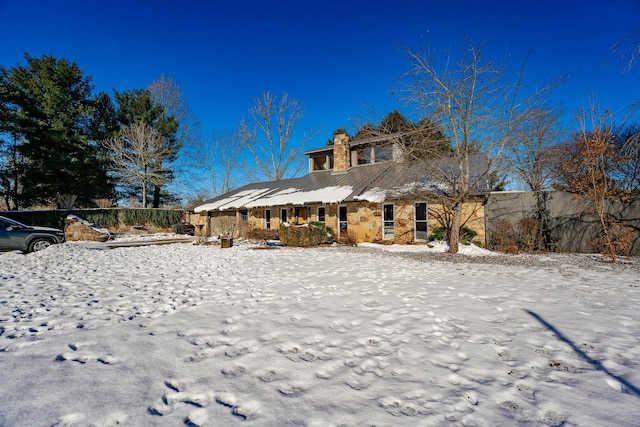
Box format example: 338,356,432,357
2,208,185,231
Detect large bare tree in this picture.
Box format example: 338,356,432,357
505,106,565,250
147,74,199,146
508,106,563,192
238,91,311,181
104,121,174,207
404,40,554,253
147,74,200,205
206,129,243,196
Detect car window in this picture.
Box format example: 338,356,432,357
1,217,25,228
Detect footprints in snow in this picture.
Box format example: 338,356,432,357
148,379,260,424
55,342,119,365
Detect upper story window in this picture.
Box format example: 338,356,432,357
311,153,334,171
375,145,393,162
356,147,372,165
354,144,394,165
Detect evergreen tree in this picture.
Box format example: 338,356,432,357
0,53,115,208
113,89,180,207
378,110,411,133
352,110,451,159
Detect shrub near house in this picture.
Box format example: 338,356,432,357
279,222,334,247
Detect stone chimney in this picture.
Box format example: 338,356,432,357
333,133,350,171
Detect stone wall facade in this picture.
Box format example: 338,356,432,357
194,200,486,246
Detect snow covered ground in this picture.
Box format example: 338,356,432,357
1,240,639,426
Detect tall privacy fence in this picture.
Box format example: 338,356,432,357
1,208,186,232
485,191,640,255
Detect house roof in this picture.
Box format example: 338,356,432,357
302,132,406,156
193,153,490,212
303,146,334,155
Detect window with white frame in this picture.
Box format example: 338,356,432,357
383,203,394,240
338,205,348,236
414,202,428,241
265,209,271,229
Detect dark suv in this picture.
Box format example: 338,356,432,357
0,215,66,253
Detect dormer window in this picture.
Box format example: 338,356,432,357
356,147,372,165
375,145,393,162
305,133,398,173
353,144,394,166
311,152,334,171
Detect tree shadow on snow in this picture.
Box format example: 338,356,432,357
525,309,640,398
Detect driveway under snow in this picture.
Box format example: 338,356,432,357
1,241,639,426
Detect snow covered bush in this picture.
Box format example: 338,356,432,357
279,222,334,247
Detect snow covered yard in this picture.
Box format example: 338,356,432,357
1,241,639,426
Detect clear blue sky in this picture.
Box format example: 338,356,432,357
2,0,639,150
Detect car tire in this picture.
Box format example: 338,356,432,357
28,238,52,252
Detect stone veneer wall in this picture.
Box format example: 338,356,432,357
392,200,416,244
339,200,485,245
186,211,209,236
427,201,486,243
193,200,486,245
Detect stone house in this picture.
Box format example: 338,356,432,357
191,133,489,244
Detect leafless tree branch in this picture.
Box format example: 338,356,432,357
238,91,312,181
104,121,173,206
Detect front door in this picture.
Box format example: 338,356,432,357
296,207,307,224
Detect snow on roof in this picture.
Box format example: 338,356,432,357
193,153,490,212
193,188,272,212
245,186,353,208
355,182,424,203
195,186,355,212
354,187,387,203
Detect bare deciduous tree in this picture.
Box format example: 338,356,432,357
238,91,312,181
619,124,640,199
405,42,503,252
147,74,201,204
506,106,565,250
508,106,563,193
181,129,244,203
404,40,559,253
147,74,199,146
612,28,640,75
556,106,636,262
104,121,173,207
209,130,243,196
